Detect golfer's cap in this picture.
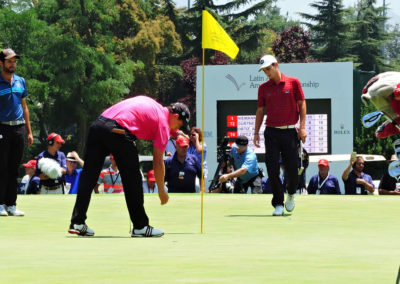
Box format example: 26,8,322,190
0,48,20,60
232,135,248,149
176,136,189,147
318,159,329,167
47,132,65,144
22,160,37,168
147,170,156,182
258,55,277,72
171,102,190,132
66,152,77,162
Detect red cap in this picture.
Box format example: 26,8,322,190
109,154,114,159
47,132,65,144
176,136,189,147
318,159,329,167
23,160,37,168
147,170,156,182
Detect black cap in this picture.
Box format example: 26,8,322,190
233,135,248,148
0,48,20,60
171,102,190,132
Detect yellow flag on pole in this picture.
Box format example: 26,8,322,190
202,10,239,59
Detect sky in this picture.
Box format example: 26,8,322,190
173,0,400,25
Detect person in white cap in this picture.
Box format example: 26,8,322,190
253,54,307,216
0,48,33,217
65,151,84,194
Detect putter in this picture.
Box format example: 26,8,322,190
362,111,383,128
388,160,400,178
298,141,304,176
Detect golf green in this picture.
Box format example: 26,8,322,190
1,194,399,283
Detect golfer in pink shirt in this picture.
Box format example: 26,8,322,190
68,95,190,237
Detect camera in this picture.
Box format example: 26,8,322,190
208,137,232,192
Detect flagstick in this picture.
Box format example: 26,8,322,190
201,48,205,234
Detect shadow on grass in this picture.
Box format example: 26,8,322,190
65,236,131,239
226,214,292,218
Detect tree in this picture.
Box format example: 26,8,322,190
384,23,400,69
178,0,287,64
349,0,389,72
300,0,352,62
272,26,311,63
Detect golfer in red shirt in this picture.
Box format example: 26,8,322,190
253,55,307,216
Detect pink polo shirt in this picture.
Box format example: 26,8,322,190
101,96,170,151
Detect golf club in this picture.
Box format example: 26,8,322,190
361,111,383,128
388,160,400,178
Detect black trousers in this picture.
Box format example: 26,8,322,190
0,124,25,206
233,175,263,194
71,116,148,229
264,127,299,207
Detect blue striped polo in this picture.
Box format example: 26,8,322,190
0,73,27,122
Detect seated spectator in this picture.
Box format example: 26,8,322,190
94,154,123,194
36,132,67,194
165,136,202,193
19,160,33,194
20,160,40,194
219,136,262,194
342,155,374,195
65,152,84,194
143,170,157,193
307,159,341,194
188,127,208,178
378,155,400,195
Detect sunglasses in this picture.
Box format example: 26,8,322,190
356,162,364,166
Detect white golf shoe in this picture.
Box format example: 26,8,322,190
6,205,24,216
285,194,295,212
0,205,8,216
131,226,164,237
272,205,284,216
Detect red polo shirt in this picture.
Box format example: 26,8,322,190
257,73,305,127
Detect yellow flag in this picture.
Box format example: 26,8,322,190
202,10,239,59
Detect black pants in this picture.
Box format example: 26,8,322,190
71,116,148,229
264,127,299,207
233,175,263,194
0,124,25,206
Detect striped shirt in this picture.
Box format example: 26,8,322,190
0,73,27,121
98,167,123,193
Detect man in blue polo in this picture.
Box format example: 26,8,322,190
0,48,33,216
219,136,262,194
36,132,67,194
65,152,84,194
164,136,201,193
307,159,341,194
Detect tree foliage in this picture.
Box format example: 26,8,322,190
272,26,311,63
349,0,390,72
300,0,351,62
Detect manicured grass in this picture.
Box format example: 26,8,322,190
1,194,399,283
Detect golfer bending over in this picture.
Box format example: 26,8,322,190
68,95,190,237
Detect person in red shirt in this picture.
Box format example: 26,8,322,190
253,55,307,216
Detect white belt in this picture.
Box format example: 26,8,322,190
1,120,25,126
270,125,296,129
